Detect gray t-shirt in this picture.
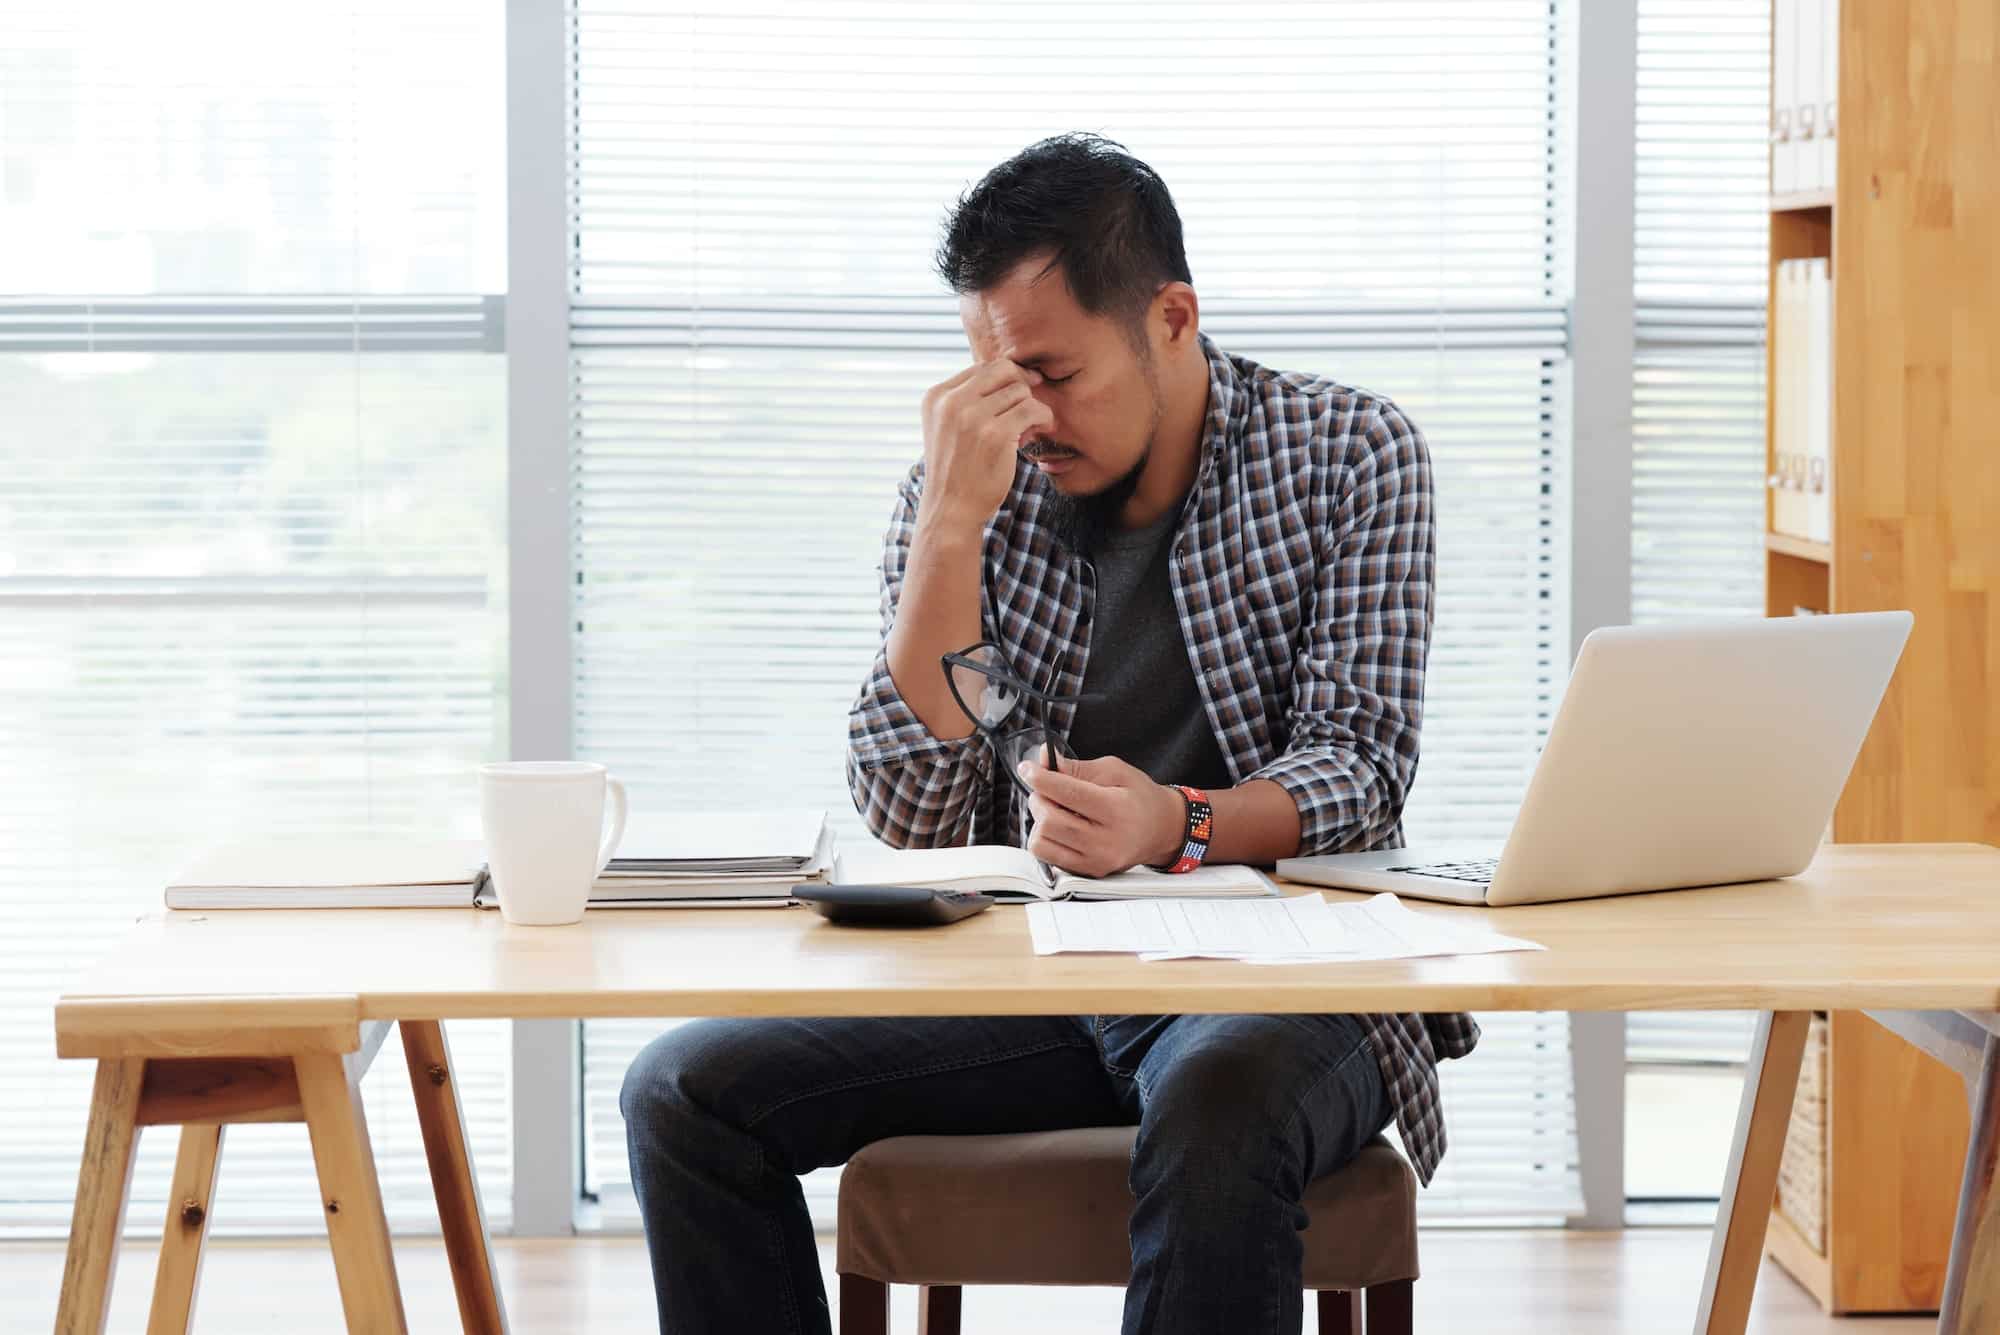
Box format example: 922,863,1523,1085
1064,510,1234,790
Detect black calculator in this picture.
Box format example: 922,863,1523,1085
792,883,995,926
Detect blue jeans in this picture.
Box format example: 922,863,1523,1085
620,1012,1392,1335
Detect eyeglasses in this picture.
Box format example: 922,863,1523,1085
940,641,1092,796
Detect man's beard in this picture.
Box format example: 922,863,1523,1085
1032,449,1149,559
1028,365,1166,558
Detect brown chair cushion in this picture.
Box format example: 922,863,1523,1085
836,1127,1418,1291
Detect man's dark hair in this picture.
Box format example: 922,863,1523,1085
936,133,1192,325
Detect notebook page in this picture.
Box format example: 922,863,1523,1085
1055,863,1277,900
831,843,1052,898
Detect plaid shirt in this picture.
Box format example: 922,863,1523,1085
845,335,1479,1186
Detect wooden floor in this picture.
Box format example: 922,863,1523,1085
3,1228,1933,1333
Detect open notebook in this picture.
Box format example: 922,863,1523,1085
831,843,1277,903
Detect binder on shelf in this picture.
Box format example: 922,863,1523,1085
1795,0,1824,193
1774,0,1840,196
1819,0,1840,191
1784,259,1816,535
1773,0,1800,193
1769,259,1833,544
1804,258,1833,543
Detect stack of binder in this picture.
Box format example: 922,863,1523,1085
484,809,835,909
1771,258,1833,544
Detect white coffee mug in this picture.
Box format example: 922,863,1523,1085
479,761,628,925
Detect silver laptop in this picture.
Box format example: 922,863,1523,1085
1276,612,1913,906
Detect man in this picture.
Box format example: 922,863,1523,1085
622,133,1477,1335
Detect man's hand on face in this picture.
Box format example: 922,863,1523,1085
918,360,1055,533
1016,754,1189,878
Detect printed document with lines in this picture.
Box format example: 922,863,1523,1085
1025,892,1543,963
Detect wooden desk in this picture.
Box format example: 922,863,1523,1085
51,843,2000,1334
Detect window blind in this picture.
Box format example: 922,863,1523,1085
1631,0,1770,623
571,0,1580,1224
1626,0,1771,1073
0,1,512,1234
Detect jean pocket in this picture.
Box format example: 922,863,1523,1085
1093,1013,1172,1081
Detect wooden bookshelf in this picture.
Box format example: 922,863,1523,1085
1765,1205,1835,1311
1760,0,1997,1314
1763,532,1830,566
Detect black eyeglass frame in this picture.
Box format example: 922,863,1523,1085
938,641,1098,796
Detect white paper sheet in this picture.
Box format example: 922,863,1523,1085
1025,892,1543,964
1026,894,1327,956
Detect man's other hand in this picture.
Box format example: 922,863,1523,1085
1016,754,1187,878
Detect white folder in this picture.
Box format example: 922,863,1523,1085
1771,261,1810,540
1818,0,1840,190
1773,0,1800,194
1770,260,1790,537
1804,259,1833,544
1795,0,1824,193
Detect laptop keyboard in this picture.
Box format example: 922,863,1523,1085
1385,857,1500,885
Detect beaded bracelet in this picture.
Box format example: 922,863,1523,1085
1154,785,1213,874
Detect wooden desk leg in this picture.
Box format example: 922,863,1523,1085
146,1123,225,1335
1693,1009,1809,1335
1939,1032,2000,1333
400,1020,509,1334
296,1050,409,1334
55,1057,146,1335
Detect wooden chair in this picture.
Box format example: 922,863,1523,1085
836,1127,1417,1334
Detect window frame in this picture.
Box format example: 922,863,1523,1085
499,0,1646,1235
